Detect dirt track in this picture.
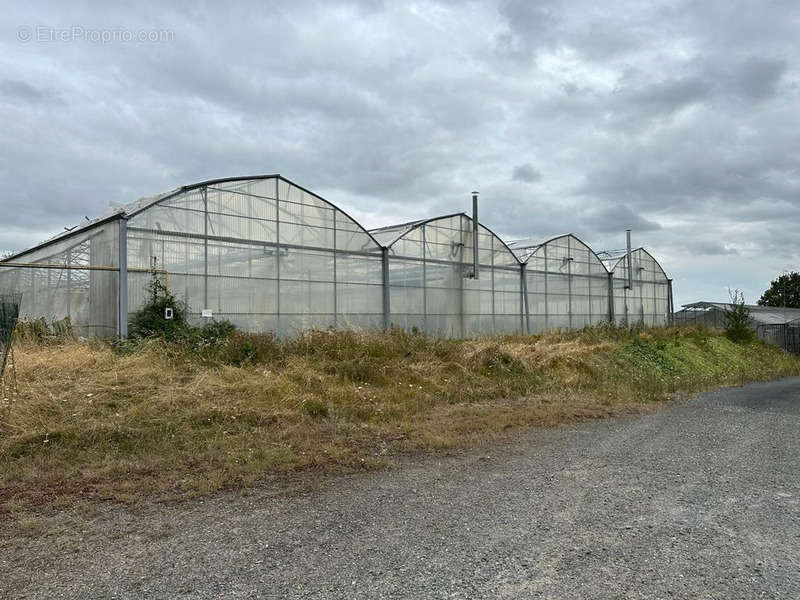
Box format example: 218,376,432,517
4,378,800,599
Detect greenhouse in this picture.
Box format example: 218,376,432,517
600,247,674,327
0,175,673,339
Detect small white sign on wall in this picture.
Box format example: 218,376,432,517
201,309,213,318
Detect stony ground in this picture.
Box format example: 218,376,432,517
3,378,800,599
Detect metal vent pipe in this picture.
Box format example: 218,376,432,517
472,191,479,279
625,229,633,290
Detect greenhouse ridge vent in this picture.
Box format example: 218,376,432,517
0,175,673,339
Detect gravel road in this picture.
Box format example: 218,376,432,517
4,378,800,599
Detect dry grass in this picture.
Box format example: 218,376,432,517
2,325,799,514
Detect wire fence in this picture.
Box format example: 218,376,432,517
1,292,22,380
756,324,800,354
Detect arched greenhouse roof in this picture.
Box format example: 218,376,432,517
371,212,522,267
605,247,669,281
3,174,383,262
509,233,609,272
128,174,384,251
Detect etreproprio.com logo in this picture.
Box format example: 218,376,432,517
17,25,174,44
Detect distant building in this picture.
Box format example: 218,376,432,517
674,301,800,353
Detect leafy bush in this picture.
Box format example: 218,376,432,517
128,270,190,340
127,270,236,344
724,289,754,344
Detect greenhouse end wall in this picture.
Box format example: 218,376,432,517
0,220,120,337
126,177,384,337
0,175,673,339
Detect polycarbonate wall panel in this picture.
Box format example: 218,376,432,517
0,222,119,337
610,250,669,326
386,215,523,338
524,235,610,332
126,177,383,336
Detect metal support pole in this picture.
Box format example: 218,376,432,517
381,246,390,331
472,191,479,280
203,186,209,311
333,213,338,328
521,262,530,334
607,271,614,325
66,248,72,320
667,278,674,325
117,217,128,339
275,178,281,333
543,244,549,331
422,226,428,332
567,237,573,329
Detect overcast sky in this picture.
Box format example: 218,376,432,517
1,1,798,306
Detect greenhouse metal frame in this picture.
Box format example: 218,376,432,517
0,175,673,339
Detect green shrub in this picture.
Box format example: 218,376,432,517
128,270,190,340
127,269,237,345
724,289,755,344
300,397,330,419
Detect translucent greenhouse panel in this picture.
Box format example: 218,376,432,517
492,236,520,269
547,294,570,325
0,222,120,337
389,286,425,315
279,277,335,336
423,217,463,261
495,315,521,334
495,290,521,315
206,183,277,222
390,227,424,259
426,287,461,319
389,259,425,288
336,220,381,254
391,314,426,333
528,292,547,317
526,271,547,332
213,177,279,202
569,245,591,275
571,313,590,329
547,272,569,295
571,295,591,325
613,289,628,326
280,248,335,281
493,269,520,293
130,189,206,235
548,315,570,329
426,315,461,338
424,262,460,288
527,255,547,274
337,283,383,330
476,229,496,267
571,275,591,296
370,225,408,247
590,296,608,324
279,219,335,248
336,254,383,285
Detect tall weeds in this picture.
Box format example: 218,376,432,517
2,324,798,510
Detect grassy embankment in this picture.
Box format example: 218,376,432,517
1,325,799,512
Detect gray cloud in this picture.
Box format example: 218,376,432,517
0,0,798,308
0,79,47,103
730,57,787,100
511,163,541,183
581,205,662,234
